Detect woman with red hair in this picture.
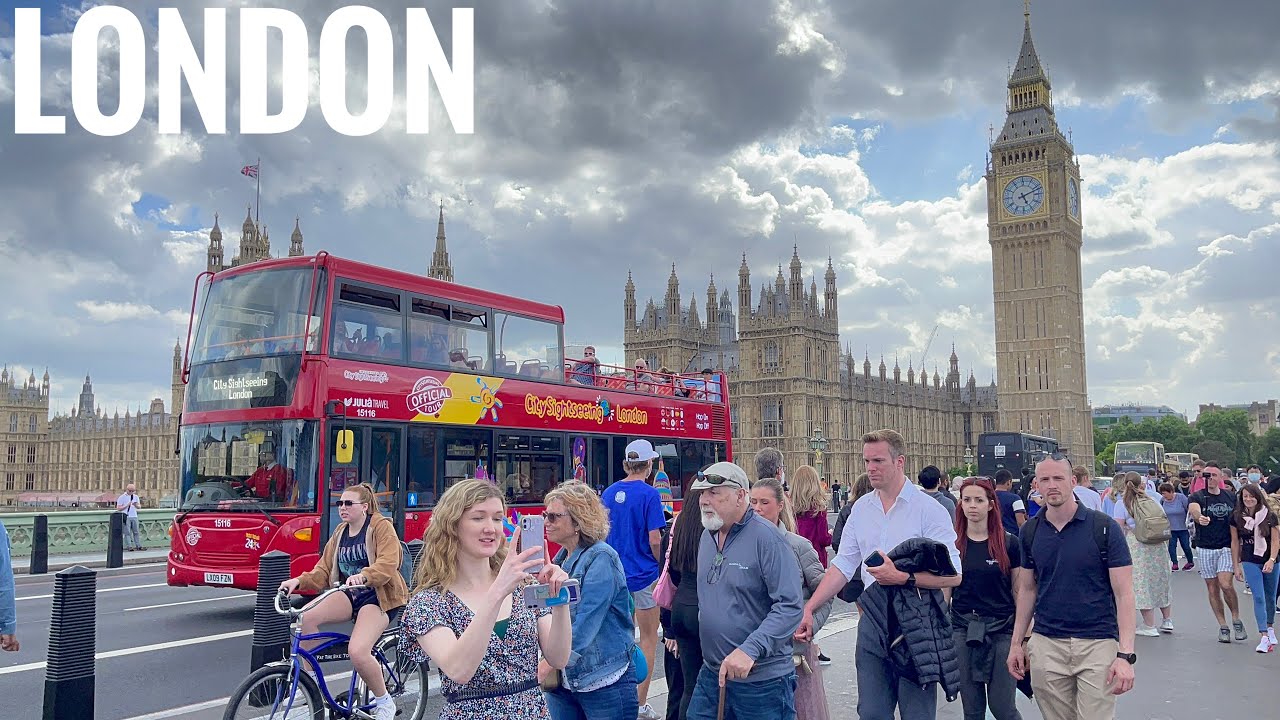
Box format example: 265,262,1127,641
951,478,1025,720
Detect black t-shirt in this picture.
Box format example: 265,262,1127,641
336,516,371,582
1236,511,1279,563
1189,489,1236,550
952,533,1022,619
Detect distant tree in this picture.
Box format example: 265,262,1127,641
1255,427,1280,473
1195,410,1254,467
946,466,969,481
1191,439,1236,470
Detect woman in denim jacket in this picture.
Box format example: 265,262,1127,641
538,481,639,720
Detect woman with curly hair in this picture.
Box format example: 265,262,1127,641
399,479,572,719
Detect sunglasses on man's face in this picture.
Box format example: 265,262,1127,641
334,499,364,508
695,471,739,487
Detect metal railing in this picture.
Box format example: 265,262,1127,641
0,509,172,557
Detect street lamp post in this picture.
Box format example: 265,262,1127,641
963,446,974,477
809,427,830,505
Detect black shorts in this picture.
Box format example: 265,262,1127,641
342,587,404,624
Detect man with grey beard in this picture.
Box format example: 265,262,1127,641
685,462,803,720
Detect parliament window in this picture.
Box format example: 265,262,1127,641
5,445,14,464
8,413,15,433
26,445,35,463
4,473,12,490
28,415,36,433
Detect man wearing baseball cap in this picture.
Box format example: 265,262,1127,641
603,439,668,718
684,461,803,720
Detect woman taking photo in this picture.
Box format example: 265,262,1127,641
751,477,832,720
659,488,704,719
399,479,572,719
951,477,1022,720
1230,483,1280,652
539,480,639,719
279,483,408,720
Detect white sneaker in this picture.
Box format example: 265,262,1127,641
1269,627,1277,646
638,704,661,720
1257,637,1272,654
1159,619,1174,633
373,695,396,720
1136,625,1160,637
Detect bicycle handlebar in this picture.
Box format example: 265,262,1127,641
275,585,347,618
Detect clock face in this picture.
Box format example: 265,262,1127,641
1067,178,1080,218
1002,175,1044,216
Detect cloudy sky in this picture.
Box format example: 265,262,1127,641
1,0,1277,423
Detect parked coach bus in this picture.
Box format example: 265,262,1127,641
167,253,732,591
1112,441,1177,478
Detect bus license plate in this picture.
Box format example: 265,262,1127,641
204,573,234,585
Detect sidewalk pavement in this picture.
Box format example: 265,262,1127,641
11,548,169,575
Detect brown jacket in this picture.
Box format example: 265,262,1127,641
298,513,409,610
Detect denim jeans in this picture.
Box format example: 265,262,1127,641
546,669,639,720
1241,561,1279,633
855,647,937,720
685,666,796,720
1167,530,1192,565
123,515,142,549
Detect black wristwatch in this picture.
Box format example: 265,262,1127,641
905,572,917,588
1116,652,1137,666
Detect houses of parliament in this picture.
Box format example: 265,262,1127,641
624,5,1097,478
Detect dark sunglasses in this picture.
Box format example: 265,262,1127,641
1047,452,1070,462
695,471,740,487
333,499,364,508
543,511,568,523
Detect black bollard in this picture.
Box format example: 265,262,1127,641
30,514,49,575
106,513,124,569
42,566,97,720
250,550,293,672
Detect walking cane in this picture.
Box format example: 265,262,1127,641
716,683,726,720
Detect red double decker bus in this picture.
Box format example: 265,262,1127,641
167,253,732,590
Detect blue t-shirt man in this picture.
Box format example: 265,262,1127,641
997,489,1025,535
603,440,667,592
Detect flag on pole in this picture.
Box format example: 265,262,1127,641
241,164,259,178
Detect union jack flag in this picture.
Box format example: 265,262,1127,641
241,164,258,178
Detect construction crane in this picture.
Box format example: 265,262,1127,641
919,323,939,370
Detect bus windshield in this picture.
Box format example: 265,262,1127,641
178,420,318,512
191,267,319,364
1114,442,1156,464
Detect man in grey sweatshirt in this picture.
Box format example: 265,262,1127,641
685,461,803,720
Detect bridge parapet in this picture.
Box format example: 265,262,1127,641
0,509,173,557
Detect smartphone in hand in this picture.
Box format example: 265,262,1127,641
865,550,886,568
519,514,547,561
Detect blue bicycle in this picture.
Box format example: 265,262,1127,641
222,586,428,720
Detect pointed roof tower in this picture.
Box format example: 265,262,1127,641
1009,1,1048,86
207,213,224,273
289,217,304,257
428,201,454,282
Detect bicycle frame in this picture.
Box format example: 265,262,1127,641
263,588,407,719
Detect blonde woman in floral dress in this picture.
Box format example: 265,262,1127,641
399,480,572,719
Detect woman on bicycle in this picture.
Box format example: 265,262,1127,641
539,480,638,720
399,479,572,719
278,483,408,720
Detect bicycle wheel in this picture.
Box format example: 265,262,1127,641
378,637,429,720
223,664,326,720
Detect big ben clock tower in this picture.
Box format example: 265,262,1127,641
987,3,1095,467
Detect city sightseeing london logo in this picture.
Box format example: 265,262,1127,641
407,376,453,417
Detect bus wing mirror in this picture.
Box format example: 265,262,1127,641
335,430,354,465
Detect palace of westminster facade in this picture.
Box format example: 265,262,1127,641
2,8,1097,505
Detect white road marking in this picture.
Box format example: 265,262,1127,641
0,629,253,676
125,594,252,612
18,581,168,601
122,668,445,719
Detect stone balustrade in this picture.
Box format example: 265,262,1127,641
0,509,174,556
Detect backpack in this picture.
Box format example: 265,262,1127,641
399,540,416,588
1130,494,1172,545
1021,509,1110,572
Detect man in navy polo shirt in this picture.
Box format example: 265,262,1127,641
1007,455,1137,720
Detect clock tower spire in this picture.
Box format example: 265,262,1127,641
986,4,1093,467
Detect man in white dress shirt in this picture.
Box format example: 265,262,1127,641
796,428,960,718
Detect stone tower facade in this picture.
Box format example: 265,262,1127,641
986,6,1094,465
624,250,998,483
427,202,455,282
0,367,51,505
206,207,304,274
